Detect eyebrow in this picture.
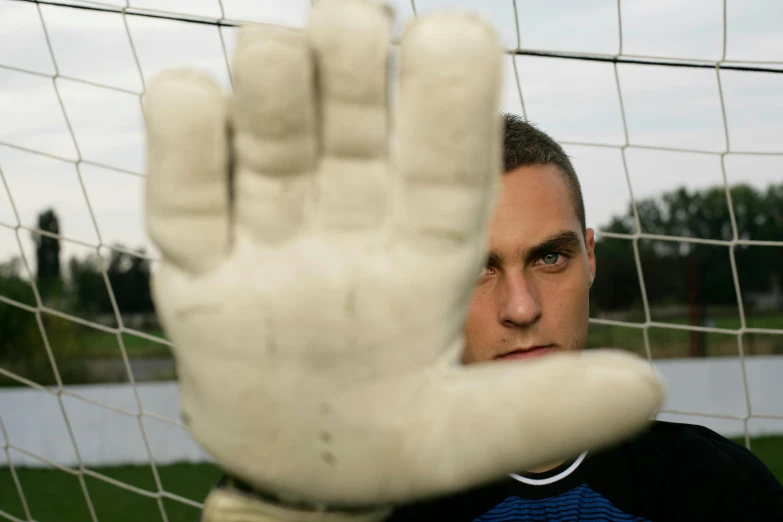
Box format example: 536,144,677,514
487,230,583,266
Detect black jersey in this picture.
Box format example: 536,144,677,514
386,421,783,521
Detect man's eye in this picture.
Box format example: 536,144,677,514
479,265,495,278
541,253,561,265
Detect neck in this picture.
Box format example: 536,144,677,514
525,459,565,474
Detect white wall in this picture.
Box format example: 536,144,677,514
1,357,782,469
654,355,783,437
0,381,213,469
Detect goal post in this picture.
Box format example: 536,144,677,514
1,1,783,521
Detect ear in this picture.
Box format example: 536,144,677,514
585,228,596,287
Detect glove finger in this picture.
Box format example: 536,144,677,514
395,12,503,252
144,70,229,274
411,350,665,499
307,0,392,230
231,24,317,243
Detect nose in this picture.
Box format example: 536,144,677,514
498,272,542,328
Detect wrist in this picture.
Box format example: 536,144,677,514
202,476,392,522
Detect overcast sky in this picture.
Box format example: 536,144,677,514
1,0,783,273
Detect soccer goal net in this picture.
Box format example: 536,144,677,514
1,1,782,521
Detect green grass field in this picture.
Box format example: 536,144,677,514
735,435,783,484
0,462,222,522
80,329,171,359
2,437,781,522
586,314,783,358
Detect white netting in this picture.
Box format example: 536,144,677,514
1,0,782,520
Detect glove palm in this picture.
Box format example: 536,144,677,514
143,0,665,511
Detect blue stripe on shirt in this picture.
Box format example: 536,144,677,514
474,484,649,522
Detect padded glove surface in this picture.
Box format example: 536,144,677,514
144,0,665,509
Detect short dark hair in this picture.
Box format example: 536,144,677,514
502,113,586,233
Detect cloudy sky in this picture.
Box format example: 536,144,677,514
1,0,783,273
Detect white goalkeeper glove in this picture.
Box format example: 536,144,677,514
143,0,665,520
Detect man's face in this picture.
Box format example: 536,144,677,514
461,164,596,364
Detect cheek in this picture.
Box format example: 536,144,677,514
541,273,591,348
465,282,495,323
461,287,495,361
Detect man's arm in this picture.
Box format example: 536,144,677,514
707,437,783,520
673,425,783,521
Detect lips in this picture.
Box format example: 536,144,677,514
496,346,555,361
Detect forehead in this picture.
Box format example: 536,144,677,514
490,164,582,252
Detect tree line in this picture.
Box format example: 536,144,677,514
591,182,783,315
25,209,155,316
1,181,781,380
5,181,783,319
0,209,154,384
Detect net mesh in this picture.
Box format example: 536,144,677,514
1,0,782,520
